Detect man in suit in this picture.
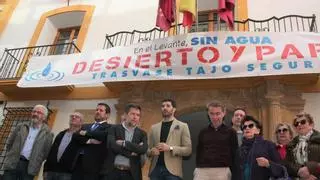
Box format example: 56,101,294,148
107,103,148,180
148,99,192,180
43,112,83,180
72,103,113,180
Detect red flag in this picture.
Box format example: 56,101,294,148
156,0,176,31
218,0,235,30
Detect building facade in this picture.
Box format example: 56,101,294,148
0,0,320,179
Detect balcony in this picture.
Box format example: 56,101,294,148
102,14,319,92
0,42,80,97
103,14,317,49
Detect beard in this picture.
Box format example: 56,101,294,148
162,111,173,118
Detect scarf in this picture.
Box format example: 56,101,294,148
294,130,313,165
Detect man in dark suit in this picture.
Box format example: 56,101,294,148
72,103,113,180
107,103,148,180
43,112,83,180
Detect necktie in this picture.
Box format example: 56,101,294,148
91,122,99,131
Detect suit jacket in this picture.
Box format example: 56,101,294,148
148,118,192,178
74,121,112,174
44,129,81,173
108,124,148,180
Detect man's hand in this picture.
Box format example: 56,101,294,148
150,147,160,156
116,140,124,146
79,130,87,136
298,166,311,178
156,143,170,152
131,152,138,156
89,139,101,144
139,142,143,146
256,157,270,168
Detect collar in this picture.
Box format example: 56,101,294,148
95,120,107,124
209,123,225,131
122,122,136,131
162,117,175,122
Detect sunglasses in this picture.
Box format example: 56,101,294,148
242,123,255,130
294,119,307,127
276,128,288,133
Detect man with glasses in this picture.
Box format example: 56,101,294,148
3,104,54,180
72,103,113,180
44,112,84,180
285,112,320,180
194,101,238,180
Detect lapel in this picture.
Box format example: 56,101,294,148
132,128,140,143
166,119,178,143
154,122,162,144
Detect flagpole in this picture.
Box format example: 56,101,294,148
175,0,179,35
196,0,198,32
67,0,70,6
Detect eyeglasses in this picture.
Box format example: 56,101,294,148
294,119,307,127
32,110,43,115
70,114,81,119
242,123,255,130
276,128,288,133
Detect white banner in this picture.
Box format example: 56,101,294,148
18,32,320,87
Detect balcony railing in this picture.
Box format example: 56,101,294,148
104,14,317,49
0,42,80,79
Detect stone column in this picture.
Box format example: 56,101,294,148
264,80,283,139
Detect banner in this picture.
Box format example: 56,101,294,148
18,32,320,87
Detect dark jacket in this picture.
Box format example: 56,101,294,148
237,136,285,180
285,130,320,178
44,129,81,173
108,124,148,180
74,121,112,174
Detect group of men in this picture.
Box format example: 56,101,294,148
2,100,246,180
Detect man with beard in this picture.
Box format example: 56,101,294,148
3,104,54,180
107,103,148,180
231,108,246,146
148,99,192,180
43,112,84,180
194,101,238,180
72,103,113,180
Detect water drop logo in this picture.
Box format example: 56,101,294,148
25,62,64,82
42,63,52,76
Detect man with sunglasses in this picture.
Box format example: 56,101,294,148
285,112,320,180
43,112,84,180
3,104,54,180
194,101,238,180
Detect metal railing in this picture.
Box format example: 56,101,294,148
0,42,80,79
104,14,317,49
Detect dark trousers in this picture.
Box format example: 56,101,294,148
3,159,34,180
43,171,72,180
71,156,99,180
107,168,134,180
150,165,181,180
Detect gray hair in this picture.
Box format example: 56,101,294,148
33,104,48,118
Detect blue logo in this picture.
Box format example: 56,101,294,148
25,63,64,82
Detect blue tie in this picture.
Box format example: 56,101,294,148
91,122,99,130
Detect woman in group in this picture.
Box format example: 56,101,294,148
274,123,294,160
285,112,320,179
238,115,285,180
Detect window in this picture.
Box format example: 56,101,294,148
190,0,236,32
51,26,80,55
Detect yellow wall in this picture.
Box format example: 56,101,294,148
0,0,20,37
